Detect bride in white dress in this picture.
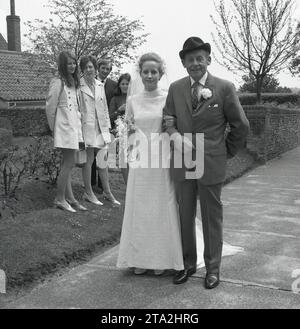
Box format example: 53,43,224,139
116,53,243,275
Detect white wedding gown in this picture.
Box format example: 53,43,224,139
195,217,244,269
117,89,243,271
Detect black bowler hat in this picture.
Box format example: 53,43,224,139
179,37,211,59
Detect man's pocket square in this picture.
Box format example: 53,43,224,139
208,104,219,109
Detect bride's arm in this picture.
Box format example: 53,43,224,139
162,84,178,135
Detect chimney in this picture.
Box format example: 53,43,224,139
6,0,21,52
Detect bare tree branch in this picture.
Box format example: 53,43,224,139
211,0,299,103
24,0,149,72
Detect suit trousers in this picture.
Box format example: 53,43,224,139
175,180,223,274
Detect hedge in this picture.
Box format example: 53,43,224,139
238,93,300,105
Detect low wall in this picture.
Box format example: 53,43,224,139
244,106,300,161
0,107,49,137
1,105,300,162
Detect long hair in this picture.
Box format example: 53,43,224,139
115,73,131,96
57,51,80,88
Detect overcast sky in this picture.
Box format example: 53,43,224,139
1,0,300,88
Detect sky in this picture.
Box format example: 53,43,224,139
1,0,300,88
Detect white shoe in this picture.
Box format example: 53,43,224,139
66,199,88,211
83,192,103,206
154,270,165,276
103,192,121,206
54,200,76,213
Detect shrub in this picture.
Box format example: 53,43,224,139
24,136,45,176
238,93,300,105
0,145,30,197
38,136,62,185
0,136,62,196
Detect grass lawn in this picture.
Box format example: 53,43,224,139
0,136,257,304
0,167,126,293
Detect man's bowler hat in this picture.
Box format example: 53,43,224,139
179,37,211,59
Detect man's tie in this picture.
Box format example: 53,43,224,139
191,81,200,111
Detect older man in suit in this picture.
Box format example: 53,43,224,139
163,37,250,288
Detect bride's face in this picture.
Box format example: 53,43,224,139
140,61,161,91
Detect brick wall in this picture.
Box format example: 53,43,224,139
244,106,300,161
0,107,50,137
1,105,300,161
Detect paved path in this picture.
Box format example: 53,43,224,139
5,148,300,308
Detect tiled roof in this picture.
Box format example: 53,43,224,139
0,34,7,50
0,50,54,101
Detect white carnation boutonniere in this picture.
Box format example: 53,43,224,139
200,88,213,100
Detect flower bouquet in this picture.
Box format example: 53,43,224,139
114,114,136,167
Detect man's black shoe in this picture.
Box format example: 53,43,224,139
173,267,196,285
204,273,220,289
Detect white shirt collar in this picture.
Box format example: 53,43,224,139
190,71,208,87
98,76,107,84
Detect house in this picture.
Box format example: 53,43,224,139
0,50,53,110
0,33,7,50
0,0,52,110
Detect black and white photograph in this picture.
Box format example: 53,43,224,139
0,0,300,314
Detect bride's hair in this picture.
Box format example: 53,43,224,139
138,52,166,76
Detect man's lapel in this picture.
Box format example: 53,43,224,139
194,72,216,113
182,77,193,115
205,72,216,91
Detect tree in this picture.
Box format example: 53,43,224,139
239,74,292,93
211,0,300,103
239,74,279,93
289,22,300,76
276,86,292,93
24,0,148,71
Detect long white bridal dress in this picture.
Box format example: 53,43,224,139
117,89,184,271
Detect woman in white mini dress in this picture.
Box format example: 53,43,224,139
46,51,86,213
79,55,120,206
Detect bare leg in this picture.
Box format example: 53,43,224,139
81,148,102,205
96,147,111,194
56,149,75,202
65,172,76,203
97,148,120,205
82,148,98,198
98,166,111,194
65,170,87,211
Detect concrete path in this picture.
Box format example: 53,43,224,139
5,148,300,309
